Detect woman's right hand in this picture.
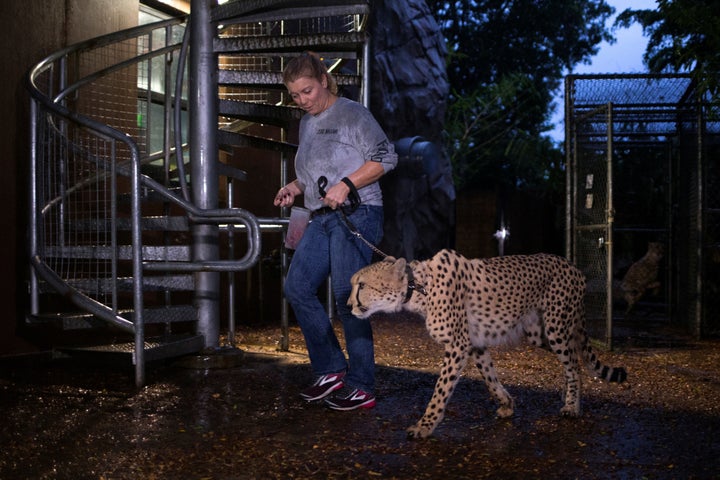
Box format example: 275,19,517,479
274,181,302,207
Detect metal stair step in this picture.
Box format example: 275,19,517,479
213,0,370,24
57,274,195,294
214,31,367,54
139,216,190,231
126,274,196,291
119,188,185,205
218,100,303,128
149,161,246,182
58,334,205,364
27,305,199,330
218,70,361,89
217,129,298,155
69,216,190,232
44,245,191,262
218,162,249,181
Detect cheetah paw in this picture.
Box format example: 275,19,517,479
560,405,581,417
496,405,514,418
406,423,433,439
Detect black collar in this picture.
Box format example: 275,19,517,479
403,264,427,303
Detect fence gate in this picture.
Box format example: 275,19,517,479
569,103,614,348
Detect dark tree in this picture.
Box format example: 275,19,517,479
427,0,614,192
616,0,720,99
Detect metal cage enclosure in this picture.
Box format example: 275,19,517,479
565,73,720,347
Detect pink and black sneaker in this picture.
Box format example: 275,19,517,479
300,372,345,402
324,386,376,411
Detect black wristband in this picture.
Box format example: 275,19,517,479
340,177,358,197
340,177,360,210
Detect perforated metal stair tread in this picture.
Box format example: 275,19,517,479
217,129,298,154
58,275,195,293
217,100,304,128
214,31,366,54
58,334,205,364
27,305,198,330
44,245,191,262
68,216,190,232
213,0,370,24
218,70,361,88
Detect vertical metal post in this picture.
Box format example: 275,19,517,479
145,30,153,153
164,24,174,183
163,25,175,321
131,140,146,388
189,0,221,348
279,30,290,351
280,148,290,351
564,76,574,260
227,178,236,347
605,103,614,350
29,99,39,317
694,100,704,338
665,144,675,325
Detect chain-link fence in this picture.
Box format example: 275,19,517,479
565,74,720,345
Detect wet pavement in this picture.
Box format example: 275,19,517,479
1,313,719,479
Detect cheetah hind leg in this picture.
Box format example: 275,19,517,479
471,348,515,418
555,335,582,417
407,344,469,439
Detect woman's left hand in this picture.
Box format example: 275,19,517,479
322,182,350,209
274,180,302,207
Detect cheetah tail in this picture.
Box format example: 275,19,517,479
582,339,628,383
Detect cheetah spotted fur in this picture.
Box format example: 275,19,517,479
349,249,627,439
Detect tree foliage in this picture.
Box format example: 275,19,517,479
444,74,564,193
616,0,720,99
427,0,614,192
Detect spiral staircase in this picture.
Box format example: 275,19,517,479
26,0,371,386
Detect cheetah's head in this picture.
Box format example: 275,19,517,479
348,256,410,319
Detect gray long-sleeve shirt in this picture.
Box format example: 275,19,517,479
295,97,397,211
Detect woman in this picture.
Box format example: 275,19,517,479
274,52,397,411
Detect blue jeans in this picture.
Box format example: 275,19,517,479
284,205,383,394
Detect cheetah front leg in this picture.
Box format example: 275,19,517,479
470,348,515,418
407,343,469,439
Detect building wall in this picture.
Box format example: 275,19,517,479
0,0,138,355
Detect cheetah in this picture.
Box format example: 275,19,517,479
621,242,664,314
349,249,627,439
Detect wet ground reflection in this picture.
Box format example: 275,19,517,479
1,314,719,479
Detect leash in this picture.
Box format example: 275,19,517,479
339,208,390,258
317,176,390,259
316,176,427,300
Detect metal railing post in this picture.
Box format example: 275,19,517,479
189,0,221,349
28,99,39,317
605,103,614,350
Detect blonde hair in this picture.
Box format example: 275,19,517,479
282,51,339,95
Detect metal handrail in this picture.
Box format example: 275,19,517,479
27,17,187,97
27,17,262,386
27,18,262,274
26,17,260,271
